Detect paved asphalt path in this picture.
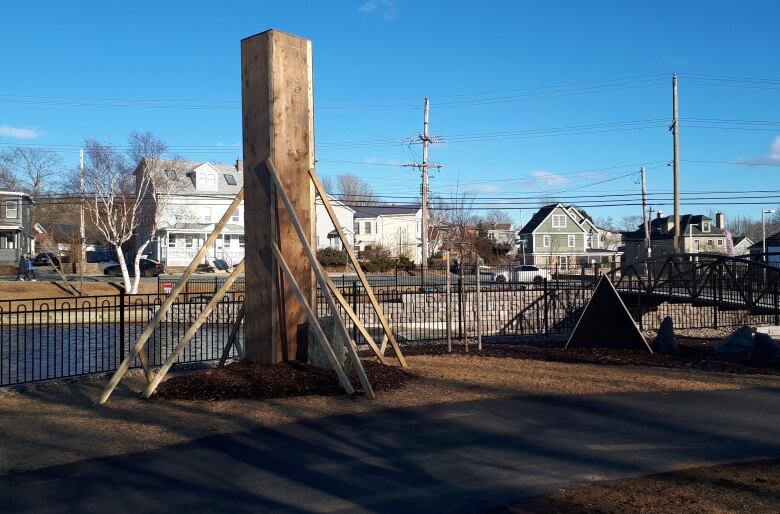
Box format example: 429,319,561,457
2,387,779,513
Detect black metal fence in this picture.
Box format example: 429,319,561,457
2,259,779,387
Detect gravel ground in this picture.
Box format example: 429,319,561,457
505,458,780,513
1,355,779,475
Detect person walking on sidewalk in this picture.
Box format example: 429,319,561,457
25,255,36,281
16,255,26,281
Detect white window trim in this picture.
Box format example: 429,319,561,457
231,208,240,222
702,221,711,232
568,234,576,248
168,234,177,248
6,200,18,219
542,235,551,248
551,214,567,229
203,207,212,223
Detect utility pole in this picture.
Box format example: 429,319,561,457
79,148,86,289
403,97,441,282
671,73,681,253
640,166,651,259
421,97,430,277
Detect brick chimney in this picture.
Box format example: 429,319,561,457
715,212,725,229
235,159,243,172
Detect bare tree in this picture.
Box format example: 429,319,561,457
335,173,375,206
318,174,336,195
483,209,513,225
620,215,643,232
0,147,63,196
82,132,174,294
0,162,18,190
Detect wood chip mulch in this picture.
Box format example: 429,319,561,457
391,339,780,375
153,360,413,401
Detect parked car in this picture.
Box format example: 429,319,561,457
103,258,165,277
511,265,551,283
33,252,67,267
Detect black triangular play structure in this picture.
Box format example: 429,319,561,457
565,274,653,353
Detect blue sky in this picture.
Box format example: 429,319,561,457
2,0,779,226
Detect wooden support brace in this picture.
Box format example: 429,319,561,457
96,189,245,405
143,260,246,398
324,274,388,365
308,168,408,368
272,243,355,395
218,303,246,368
268,160,374,398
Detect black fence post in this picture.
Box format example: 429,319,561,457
713,270,719,329
543,277,549,337
458,275,464,340
774,279,779,326
351,280,358,341
119,289,126,365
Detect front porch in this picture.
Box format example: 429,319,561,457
158,229,245,268
0,228,25,264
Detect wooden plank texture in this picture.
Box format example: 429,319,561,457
241,30,315,364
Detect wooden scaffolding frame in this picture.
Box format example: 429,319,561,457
96,159,409,404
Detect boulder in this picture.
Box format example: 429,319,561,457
652,316,677,354
715,325,754,354
748,332,780,365
307,316,347,370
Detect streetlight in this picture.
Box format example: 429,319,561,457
762,209,776,264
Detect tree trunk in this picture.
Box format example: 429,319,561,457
115,246,132,293
130,239,151,294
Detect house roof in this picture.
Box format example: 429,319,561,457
484,223,514,231
624,214,727,241
315,193,355,213
518,204,557,233
733,235,753,246
143,159,243,196
749,230,780,249
351,204,421,218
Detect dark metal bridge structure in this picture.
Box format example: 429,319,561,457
609,253,780,327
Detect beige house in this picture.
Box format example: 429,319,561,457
352,204,422,263
621,212,728,264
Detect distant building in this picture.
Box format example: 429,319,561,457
516,204,621,266
351,204,422,263
0,191,33,264
732,235,754,256
315,194,354,251
622,211,728,264
484,223,517,246
749,230,780,267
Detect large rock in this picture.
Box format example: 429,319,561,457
715,325,754,354
307,316,347,370
653,316,677,354
748,332,780,365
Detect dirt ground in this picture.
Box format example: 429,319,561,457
2,354,779,475
506,458,780,513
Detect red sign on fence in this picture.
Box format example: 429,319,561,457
162,282,173,294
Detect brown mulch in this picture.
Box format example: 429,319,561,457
392,339,780,376
502,458,780,513
153,360,413,401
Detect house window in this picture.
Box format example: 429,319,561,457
5,200,18,219
568,234,576,248
238,235,245,248
185,235,193,248
224,174,237,186
354,222,360,235
552,215,566,229
231,208,240,222
168,234,177,248
543,235,551,248
204,207,212,223
204,174,216,187
365,222,372,235
717,239,724,247
693,239,700,251
702,221,710,232
224,234,232,246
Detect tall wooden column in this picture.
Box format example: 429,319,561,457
241,30,315,363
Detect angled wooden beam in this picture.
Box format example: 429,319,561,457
273,243,354,395
324,274,388,365
218,303,246,367
96,188,244,405
268,160,373,398
143,260,246,398
308,168,408,368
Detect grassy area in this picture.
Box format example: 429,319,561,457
0,280,157,301
508,458,780,513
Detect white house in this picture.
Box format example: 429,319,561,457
351,204,423,263
137,159,245,268
315,194,354,251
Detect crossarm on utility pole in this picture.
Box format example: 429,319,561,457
96,188,245,405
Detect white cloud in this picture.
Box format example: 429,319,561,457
532,170,569,186
577,171,607,182
0,124,39,139
467,184,502,193
741,136,780,165
358,0,398,20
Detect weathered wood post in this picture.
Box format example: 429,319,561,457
241,30,315,363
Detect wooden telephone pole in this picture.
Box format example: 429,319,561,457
640,166,651,259
671,74,681,253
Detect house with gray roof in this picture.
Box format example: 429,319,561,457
351,203,423,263
135,159,245,268
516,203,621,267
0,191,33,264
